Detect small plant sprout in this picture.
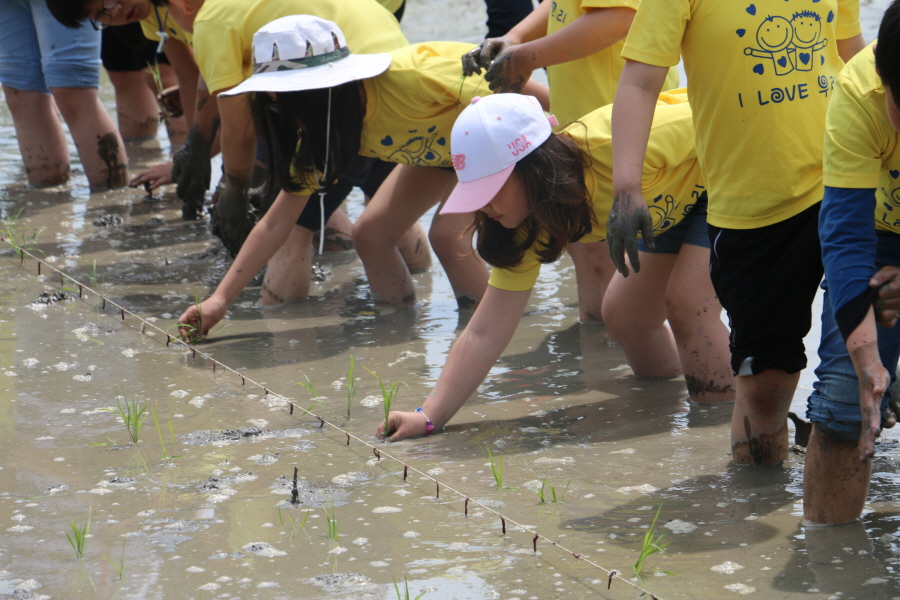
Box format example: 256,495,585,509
102,539,127,580
633,504,673,579
150,402,178,462
345,356,358,419
66,506,92,559
104,388,147,444
364,367,406,437
537,479,570,505
392,576,426,600
81,257,102,287
483,444,517,490
2,208,43,260
324,501,339,541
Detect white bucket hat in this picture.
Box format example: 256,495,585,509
219,15,392,97
441,94,558,214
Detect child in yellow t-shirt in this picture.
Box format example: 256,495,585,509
378,93,734,441
461,0,679,325
610,0,864,467
805,5,900,524
176,16,549,338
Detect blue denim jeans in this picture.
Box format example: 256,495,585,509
0,0,101,92
807,230,900,441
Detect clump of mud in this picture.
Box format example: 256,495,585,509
181,426,309,446
311,263,331,283
307,572,370,592
91,214,124,227
31,292,72,305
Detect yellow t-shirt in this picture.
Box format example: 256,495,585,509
545,0,678,127
193,0,409,94
377,0,404,15
489,90,704,291
622,0,860,229
822,42,900,233
290,42,490,194
140,6,192,46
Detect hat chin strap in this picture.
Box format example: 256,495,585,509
316,87,332,256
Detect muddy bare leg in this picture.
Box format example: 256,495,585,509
731,369,797,465
429,209,488,309
803,425,872,524
568,241,617,323
3,86,70,186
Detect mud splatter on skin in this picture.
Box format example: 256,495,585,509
733,415,788,466
787,412,812,447
97,133,127,189
685,375,735,399
456,294,478,309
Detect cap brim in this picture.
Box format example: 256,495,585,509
219,53,391,96
440,164,515,215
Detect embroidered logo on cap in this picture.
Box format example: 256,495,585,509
508,135,532,156
451,154,466,170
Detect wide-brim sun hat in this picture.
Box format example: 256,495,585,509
219,15,391,97
441,94,558,214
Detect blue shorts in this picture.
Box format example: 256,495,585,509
0,0,101,93
639,191,710,253
807,230,900,441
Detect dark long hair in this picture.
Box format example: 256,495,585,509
249,81,366,196
473,131,594,269
47,0,165,28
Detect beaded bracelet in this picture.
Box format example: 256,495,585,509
416,407,435,435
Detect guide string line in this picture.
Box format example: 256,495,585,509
0,240,664,600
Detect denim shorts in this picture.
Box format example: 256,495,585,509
0,0,101,93
639,191,711,253
807,230,900,441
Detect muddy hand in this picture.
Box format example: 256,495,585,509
872,265,900,327
607,192,654,276
177,297,226,341
172,126,212,220
210,178,257,258
484,46,533,94
461,36,515,76
158,86,183,119
377,411,429,441
857,359,890,461
129,161,174,191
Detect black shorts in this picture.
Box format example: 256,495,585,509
295,157,396,231
101,23,169,72
708,202,823,376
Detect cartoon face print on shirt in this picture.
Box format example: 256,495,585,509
380,126,448,167
877,171,900,228
741,3,830,77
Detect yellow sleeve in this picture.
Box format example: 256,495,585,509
406,43,487,107
486,248,541,292
642,101,697,176
836,0,862,41
822,75,883,189
620,0,689,68
581,0,639,9
193,20,245,94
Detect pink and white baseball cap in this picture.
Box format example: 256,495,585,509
441,94,558,215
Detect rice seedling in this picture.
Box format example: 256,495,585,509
102,539,127,580
537,478,570,504
324,501,339,541
104,388,147,444
81,257,102,287
483,444,517,490
392,576,427,600
2,208,42,260
633,504,673,579
150,403,178,462
66,506,91,559
345,356,358,419
364,367,405,437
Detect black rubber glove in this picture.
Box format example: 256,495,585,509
171,125,213,220
606,193,655,277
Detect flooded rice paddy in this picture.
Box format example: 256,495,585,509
1,1,900,599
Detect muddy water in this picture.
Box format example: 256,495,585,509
1,2,900,599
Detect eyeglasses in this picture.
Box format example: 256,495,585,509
89,1,120,31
